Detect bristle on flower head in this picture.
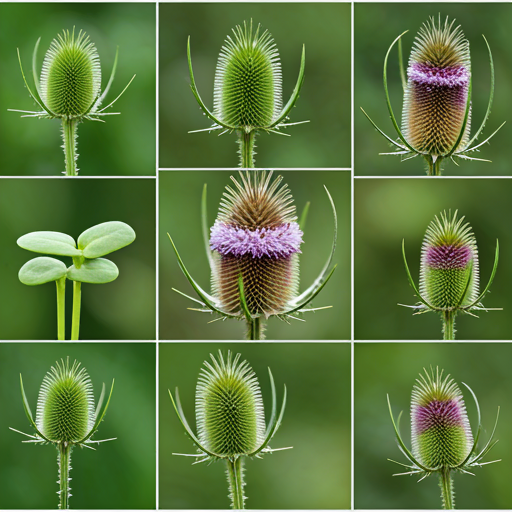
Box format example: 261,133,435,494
196,351,266,457
419,210,479,310
411,368,473,469
35,358,95,442
40,28,101,118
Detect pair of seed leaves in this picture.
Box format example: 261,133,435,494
18,221,136,286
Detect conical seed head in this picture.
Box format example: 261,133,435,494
209,171,303,316
36,358,95,442
419,210,479,310
196,351,266,457
411,368,473,470
40,29,101,118
402,16,471,156
213,21,282,129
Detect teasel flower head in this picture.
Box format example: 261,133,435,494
401,210,500,339
167,170,338,340
387,367,500,508
361,15,505,176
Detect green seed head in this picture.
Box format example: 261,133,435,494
35,358,95,443
40,29,101,118
196,351,266,457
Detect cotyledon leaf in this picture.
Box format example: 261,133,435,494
78,221,136,259
17,231,81,257
19,257,67,285
67,258,119,284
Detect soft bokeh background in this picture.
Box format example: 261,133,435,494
159,3,350,168
0,3,156,176
355,343,509,509
0,342,155,509
355,179,510,340
160,342,350,509
160,170,350,340
0,179,156,340
355,3,512,176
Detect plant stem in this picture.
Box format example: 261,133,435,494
427,157,442,176
71,281,81,340
439,467,455,509
226,457,245,509
62,119,79,176
58,443,72,509
442,311,455,340
239,131,256,168
56,277,66,340
247,317,263,340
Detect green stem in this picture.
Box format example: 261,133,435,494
439,467,455,509
247,317,264,340
71,281,81,340
442,311,456,341
427,156,442,176
58,443,72,509
55,277,66,341
226,457,245,509
239,131,256,168
62,119,79,176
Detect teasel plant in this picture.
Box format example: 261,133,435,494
10,27,135,176
10,358,115,509
187,20,308,168
169,350,290,509
167,170,337,340
400,210,500,340
387,367,500,509
361,15,505,176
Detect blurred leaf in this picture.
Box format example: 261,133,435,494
18,257,67,285
17,231,80,257
78,221,136,258
67,258,119,284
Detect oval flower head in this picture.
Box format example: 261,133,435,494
361,15,505,176
187,20,307,167
388,367,500,509
169,350,290,509
11,28,135,176
401,210,500,340
168,170,338,340
10,358,115,509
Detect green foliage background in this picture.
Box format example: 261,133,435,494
355,179,510,340
355,3,511,176
159,171,350,340
159,3,350,168
0,179,155,340
0,3,156,176
0,343,155,509
160,342,350,509
355,343,509,509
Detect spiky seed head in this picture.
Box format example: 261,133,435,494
196,351,266,457
213,20,282,129
35,358,95,443
419,210,478,310
209,171,303,316
40,29,101,118
411,368,473,469
402,16,471,156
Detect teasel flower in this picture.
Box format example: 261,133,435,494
401,210,500,340
169,350,290,509
10,358,115,509
168,170,337,340
388,367,500,509
361,15,505,176
10,28,135,176
187,20,308,167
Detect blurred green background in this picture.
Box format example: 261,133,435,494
355,3,511,176
355,343,508,509
0,179,155,340
160,342,350,509
0,343,155,509
355,179,510,340
159,3,350,168
160,171,350,340
0,3,156,176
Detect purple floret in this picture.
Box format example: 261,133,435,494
408,63,470,88
426,244,472,270
210,220,303,258
413,398,465,435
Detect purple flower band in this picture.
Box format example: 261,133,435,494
210,220,303,258
408,63,470,88
426,244,472,270
413,398,465,435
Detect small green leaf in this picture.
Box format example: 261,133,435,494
78,221,136,258
19,257,67,285
67,258,119,284
17,231,80,257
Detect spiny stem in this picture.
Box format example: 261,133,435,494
226,457,245,509
239,131,256,168
56,276,66,341
247,317,264,340
62,119,79,176
439,467,455,509
442,311,455,340
58,443,72,509
427,157,442,176
71,281,81,340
